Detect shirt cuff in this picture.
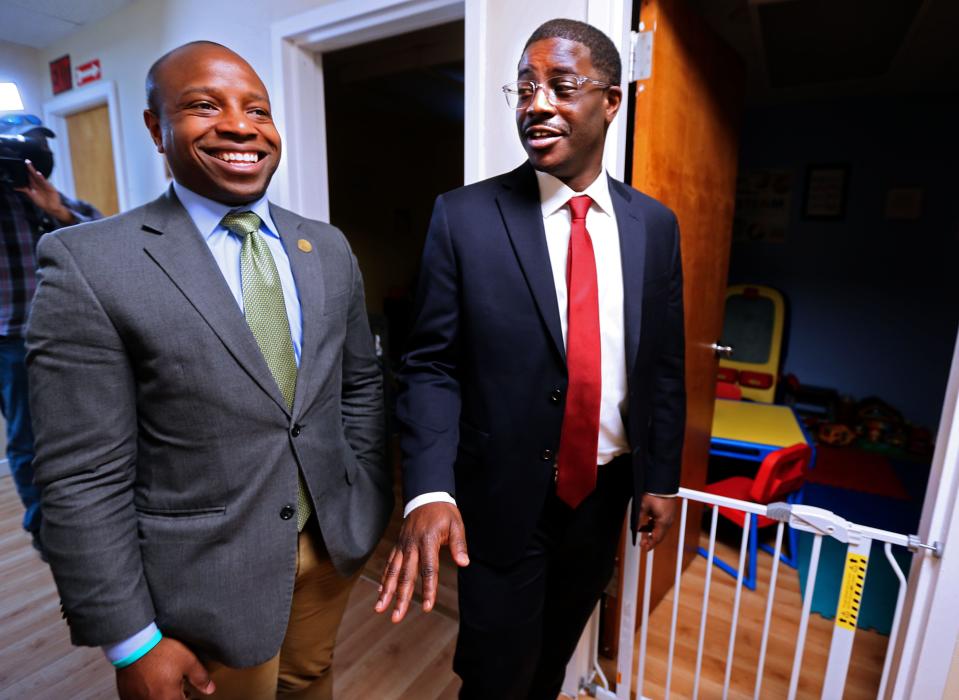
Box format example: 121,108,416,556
403,492,457,518
104,622,162,668
645,492,679,498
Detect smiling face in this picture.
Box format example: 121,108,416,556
515,37,621,192
143,44,280,205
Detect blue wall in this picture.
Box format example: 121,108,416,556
729,93,959,429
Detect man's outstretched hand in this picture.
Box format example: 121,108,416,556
115,637,214,700
374,501,469,623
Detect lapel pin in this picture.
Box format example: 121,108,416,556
297,239,313,253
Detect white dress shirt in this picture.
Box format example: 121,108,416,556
172,181,303,363
405,170,634,517
536,169,630,464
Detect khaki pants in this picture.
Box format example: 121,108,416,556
191,523,358,700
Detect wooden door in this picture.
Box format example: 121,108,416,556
602,0,744,656
66,104,119,216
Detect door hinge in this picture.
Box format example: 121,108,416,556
630,30,653,83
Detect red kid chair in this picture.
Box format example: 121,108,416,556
698,443,812,590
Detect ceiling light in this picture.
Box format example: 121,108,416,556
0,83,25,112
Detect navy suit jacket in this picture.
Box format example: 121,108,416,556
396,162,686,566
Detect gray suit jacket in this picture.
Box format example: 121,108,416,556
26,189,392,667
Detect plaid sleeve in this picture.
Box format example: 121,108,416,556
56,194,102,226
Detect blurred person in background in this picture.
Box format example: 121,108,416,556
0,114,101,558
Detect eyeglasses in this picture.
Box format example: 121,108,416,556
0,114,42,127
502,74,612,110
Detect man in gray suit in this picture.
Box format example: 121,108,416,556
26,41,391,700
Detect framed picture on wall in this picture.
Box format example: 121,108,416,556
733,169,793,242
803,164,848,220
884,186,923,220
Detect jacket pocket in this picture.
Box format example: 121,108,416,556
136,505,226,518
136,506,227,544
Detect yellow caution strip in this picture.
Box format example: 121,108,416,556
836,553,868,631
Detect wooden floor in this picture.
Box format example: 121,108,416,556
619,530,889,699
0,469,889,699
0,471,462,700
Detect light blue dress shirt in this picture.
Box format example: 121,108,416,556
173,181,303,363
103,182,304,664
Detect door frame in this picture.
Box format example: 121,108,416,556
41,80,129,212
270,0,467,222
887,330,959,697
269,0,631,222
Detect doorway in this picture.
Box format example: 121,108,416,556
703,0,958,539
323,20,464,364
65,103,119,216
320,20,467,697
643,1,959,696
41,80,128,214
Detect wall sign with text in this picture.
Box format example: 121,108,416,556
49,55,72,95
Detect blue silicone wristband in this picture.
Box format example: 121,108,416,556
112,629,163,669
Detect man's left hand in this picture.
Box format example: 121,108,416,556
637,494,677,550
15,160,76,225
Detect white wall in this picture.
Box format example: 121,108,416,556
470,0,629,183
37,0,336,209
36,0,631,210
0,41,43,114
470,0,588,180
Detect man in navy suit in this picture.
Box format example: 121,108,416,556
376,19,686,698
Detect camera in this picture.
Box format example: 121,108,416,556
0,115,55,188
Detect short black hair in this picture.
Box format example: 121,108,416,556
145,40,231,115
524,18,621,85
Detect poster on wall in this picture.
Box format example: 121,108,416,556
733,169,792,243
49,55,72,95
884,187,923,220
804,164,849,219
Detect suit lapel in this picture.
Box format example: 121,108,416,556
270,204,326,419
139,188,290,414
496,163,566,363
610,178,647,378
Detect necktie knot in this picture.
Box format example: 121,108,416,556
221,211,262,238
568,195,592,222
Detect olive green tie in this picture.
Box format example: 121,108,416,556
221,211,312,531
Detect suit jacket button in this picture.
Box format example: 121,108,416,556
280,505,296,520
541,449,554,461
291,424,301,437
550,389,563,404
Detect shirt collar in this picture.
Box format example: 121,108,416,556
172,181,278,241
534,169,614,219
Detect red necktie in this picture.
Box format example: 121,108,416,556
556,195,601,508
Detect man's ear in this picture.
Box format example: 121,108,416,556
143,109,165,153
605,85,623,125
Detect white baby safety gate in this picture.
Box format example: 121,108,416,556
562,488,942,700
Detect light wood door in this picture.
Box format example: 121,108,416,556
603,0,745,656
66,104,119,216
